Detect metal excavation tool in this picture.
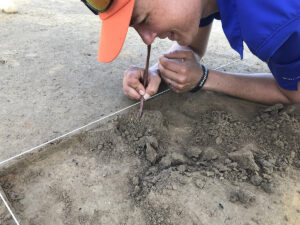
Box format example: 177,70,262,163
139,44,151,118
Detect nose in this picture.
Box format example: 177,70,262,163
134,27,157,45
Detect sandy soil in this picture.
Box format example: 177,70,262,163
1,1,299,225
0,200,14,225
0,186,15,225
0,93,299,225
0,0,269,163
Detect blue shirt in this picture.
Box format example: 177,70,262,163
200,0,300,91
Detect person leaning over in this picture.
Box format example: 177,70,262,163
82,0,300,105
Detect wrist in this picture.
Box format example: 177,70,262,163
190,65,209,93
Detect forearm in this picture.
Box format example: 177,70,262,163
203,70,293,105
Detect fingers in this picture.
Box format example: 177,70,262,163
123,66,161,100
163,77,185,93
164,50,195,60
159,56,183,73
145,75,161,100
125,87,144,100
159,67,184,93
158,58,188,85
158,50,201,93
159,62,180,82
123,66,146,100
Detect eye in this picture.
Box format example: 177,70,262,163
140,17,147,25
139,14,149,25
130,14,149,27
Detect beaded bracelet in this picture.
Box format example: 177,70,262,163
190,64,209,93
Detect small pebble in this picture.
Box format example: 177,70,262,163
206,171,215,177
225,159,232,164
216,137,223,145
134,186,140,194
219,203,224,210
132,177,139,186
178,164,187,173
194,179,205,189
102,170,108,177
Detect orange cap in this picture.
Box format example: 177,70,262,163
98,0,135,63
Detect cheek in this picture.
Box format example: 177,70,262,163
178,18,200,42
147,8,174,33
181,14,199,32
147,18,168,34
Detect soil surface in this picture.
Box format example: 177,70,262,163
0,199,14,225
1,1,299,225
0,93,300,225
0,0,269,163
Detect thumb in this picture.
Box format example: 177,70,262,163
124,66,146,97
144,75,161,100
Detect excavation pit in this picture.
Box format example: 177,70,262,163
0,93,300,225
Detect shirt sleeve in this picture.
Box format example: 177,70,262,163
199,12,221,27
268,31,300,91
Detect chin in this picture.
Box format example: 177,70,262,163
177,40,188,46
178,42,187,46
176,35,193,46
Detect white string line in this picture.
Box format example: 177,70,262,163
0,192,20,225
214,58,241,70
0,90,169,167
0,58,240,168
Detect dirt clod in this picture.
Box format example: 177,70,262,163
229,188,256,206
146,143,158,164
185,146,202,159
170,152,187,166
261,182,276,194
228,146,259,172
250,175,263,186
177,165,187,173
201,147,219,161
257,159,274,175
159,156,172,169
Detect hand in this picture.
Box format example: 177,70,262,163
158,50,204,93
123,66,161,100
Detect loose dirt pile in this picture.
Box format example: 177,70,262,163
0,94,299,225
0,199,14,225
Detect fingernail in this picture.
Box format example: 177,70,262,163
144,93,150,101
139,90,145,95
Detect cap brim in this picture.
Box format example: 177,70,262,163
98,0,134,63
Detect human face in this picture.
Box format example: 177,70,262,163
130,0,203,46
